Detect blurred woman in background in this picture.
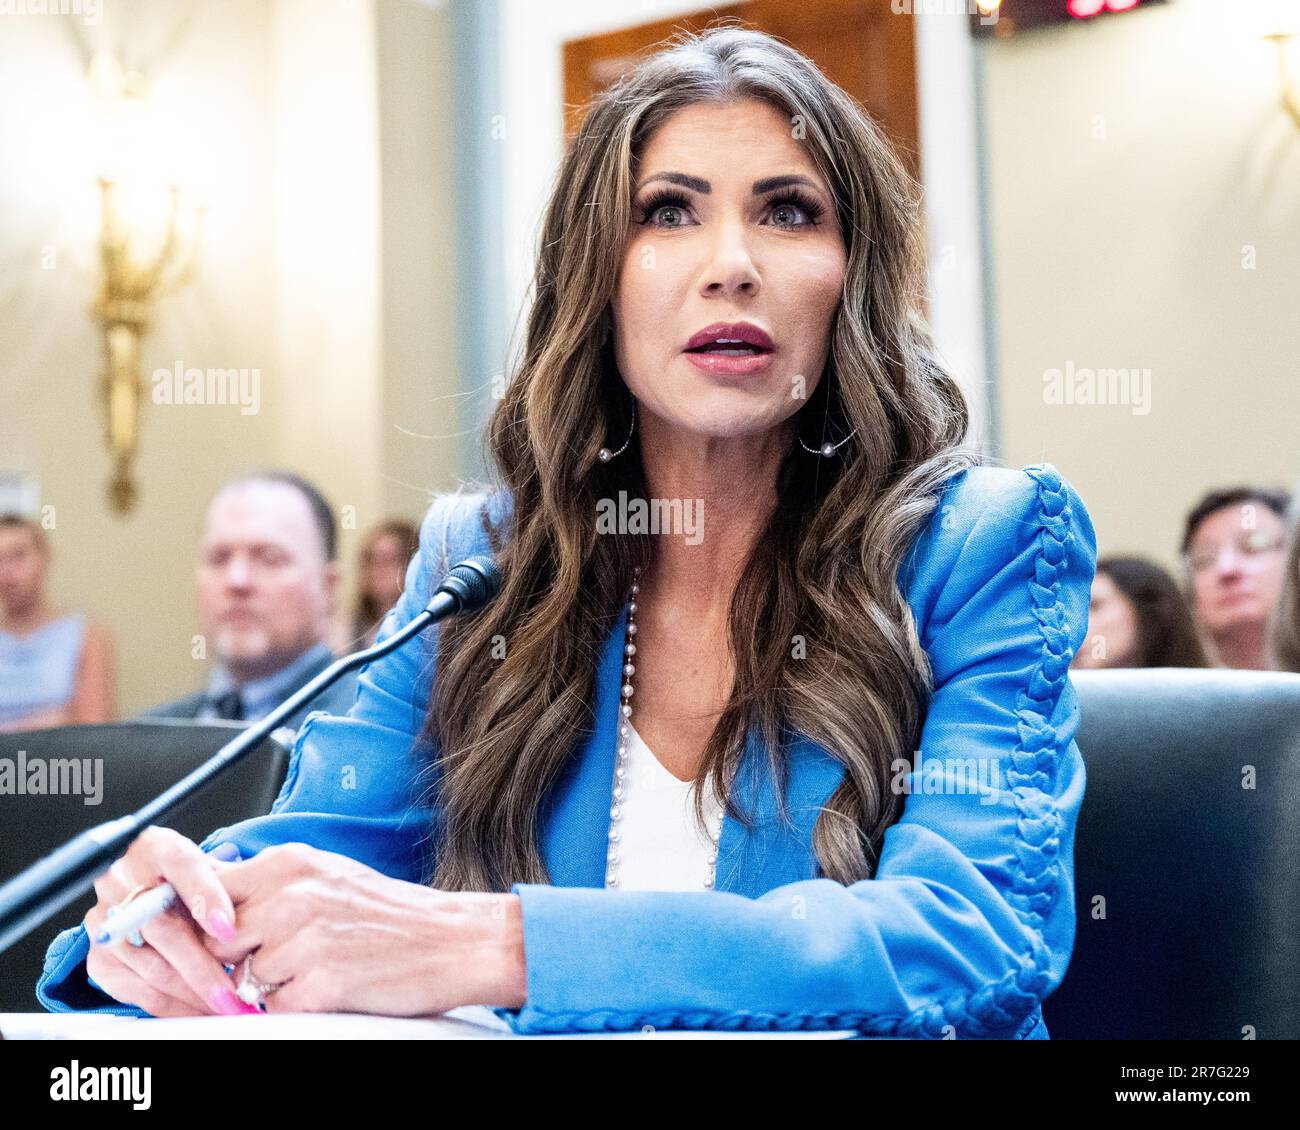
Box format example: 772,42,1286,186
1180,487,1290,670
0,515,116,731
352,519,419,647
1073,555,1209,670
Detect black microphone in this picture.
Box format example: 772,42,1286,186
0,554,502,954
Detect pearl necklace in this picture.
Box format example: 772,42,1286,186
604,566,725,890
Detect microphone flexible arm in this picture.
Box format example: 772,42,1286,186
0,555,500,955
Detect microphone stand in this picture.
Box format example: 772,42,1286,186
0,556,498,955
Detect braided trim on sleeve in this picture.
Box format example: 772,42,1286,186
509,464,1078,1038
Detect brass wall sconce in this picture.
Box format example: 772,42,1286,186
1266,32,1300,129
93,176,202,514
83,34,203,516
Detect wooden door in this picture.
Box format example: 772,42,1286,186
562,0,920,181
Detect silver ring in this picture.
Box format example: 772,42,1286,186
236,954,284,1007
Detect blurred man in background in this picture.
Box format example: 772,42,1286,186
146,471,356,730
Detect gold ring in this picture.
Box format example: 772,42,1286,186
111,883,149,912
104,884,150,947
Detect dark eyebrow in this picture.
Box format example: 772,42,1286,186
634,172,824,196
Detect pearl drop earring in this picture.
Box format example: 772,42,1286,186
797,430,857,457
597,397,637,464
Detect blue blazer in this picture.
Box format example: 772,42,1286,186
37,463,1096,1038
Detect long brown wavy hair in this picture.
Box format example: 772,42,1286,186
424,24,982,893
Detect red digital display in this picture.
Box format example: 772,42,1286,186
971,0,1165,37
1069,0,1142,15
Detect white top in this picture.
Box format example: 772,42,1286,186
607,721,725,891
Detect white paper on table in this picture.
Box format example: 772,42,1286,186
0,1006,515,1040
0,1006,857,1039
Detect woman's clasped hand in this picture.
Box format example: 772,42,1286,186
83,826,527,1018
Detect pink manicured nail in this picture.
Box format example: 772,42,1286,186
207,909,236,941
209,987,247,1016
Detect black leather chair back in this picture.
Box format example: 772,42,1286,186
1046,669,1300,1039
0,720,291,1013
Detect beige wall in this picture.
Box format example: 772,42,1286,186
983,0,1300,572
0,0,460,713
376,0,461,523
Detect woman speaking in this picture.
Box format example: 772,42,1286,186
37,26,1095,1038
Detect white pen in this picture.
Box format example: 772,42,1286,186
90,841,243,946
92,882,177,946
